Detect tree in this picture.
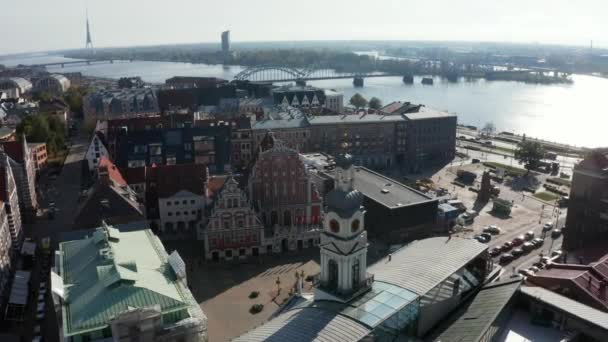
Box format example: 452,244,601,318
368,97,382,110
481,122,495,136
514,141,545,174
118,77,134,89
349,93,368,109
64,87,87,117
17,114,65,156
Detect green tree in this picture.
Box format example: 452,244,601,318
514,141,545,174
481,122,496,136
64,88,86,117
349,93,368,109
17,114,65,156
368,97,382,110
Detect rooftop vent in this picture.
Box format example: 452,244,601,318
381,189,390,194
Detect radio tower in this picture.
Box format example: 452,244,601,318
85,7,94,51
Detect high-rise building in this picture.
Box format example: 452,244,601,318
221,30,230,54
563,150,608,251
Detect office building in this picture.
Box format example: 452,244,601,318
221,30,230,54
51,223,207,341
0,138,37,222
563,150,608,251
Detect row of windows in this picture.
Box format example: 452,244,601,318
329,219,360,234
167,209,201,217
167,199,196,206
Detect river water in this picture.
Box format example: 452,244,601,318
2,54,606,148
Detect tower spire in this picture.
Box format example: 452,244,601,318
85,5,94,51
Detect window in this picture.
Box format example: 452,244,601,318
174,201,179,205
167,201,172,206
351,219,360,233
168,212,173,216
329,219,340,233
191,200,195,204
176,212,181,216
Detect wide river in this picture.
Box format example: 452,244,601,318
2,54,607,148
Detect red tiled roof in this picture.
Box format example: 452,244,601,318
1,141,24,162
379,101,404,114
207,175,228,200
121,166,147,185
98,156,127,187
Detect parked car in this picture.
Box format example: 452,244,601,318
501,241,513,252
474,235,490,243
512,236,525,246
529,266,540,273
551,250,563,257
483,225,502,235
551,229,562,238
542,222,554,232
512,248,525,257
490,247,502,257
471,158,480,164
518,269,534,277
533,261,546,269
524,231,535,241
522,242,535,252
500,253,514,264
480,233,492,242
532,238,545,248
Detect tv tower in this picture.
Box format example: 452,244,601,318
85,7,94,51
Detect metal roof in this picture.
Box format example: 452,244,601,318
368,237,488,296
520,285,608,330
403,107,456,121
430,279,521,342
351,167,433,208
232,307,371,342
308,113,405,125
58,225,199,336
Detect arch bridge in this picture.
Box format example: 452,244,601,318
233,65,400,84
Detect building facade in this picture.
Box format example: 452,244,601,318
28,142,47,171
86,131,110,171
323,89,344,113
1,138,37,222
249,133,322,253
0,202,13,313
202,176,264,261
563,151,608,251
0,155,23,253
83,88,159,125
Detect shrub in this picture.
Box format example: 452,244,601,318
250,304,264,314
249,291,259,299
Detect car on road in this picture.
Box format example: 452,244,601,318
531,238,544,248
500,253,514,264
471,158,480,164
490,247,502,257
501,241,513,252
524,231,535,241
512,236,525,246
542,222,554,232
474,235,490,243
522,242,535,253
483,225,502,235
551,229,562,238
512,248,524,257
529,266,540,273
480,233,492,241
551,250,563,257
533,261,546,269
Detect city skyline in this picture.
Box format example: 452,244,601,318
1,0,607,55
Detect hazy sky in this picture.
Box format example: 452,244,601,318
1,0,606,54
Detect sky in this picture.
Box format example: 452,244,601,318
1,0,606,55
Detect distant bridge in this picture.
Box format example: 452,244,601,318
234,65,401,84
16,59,132,69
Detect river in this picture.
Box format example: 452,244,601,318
1,53,606,148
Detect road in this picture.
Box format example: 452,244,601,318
19,128,88,342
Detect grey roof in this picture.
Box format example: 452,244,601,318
429,279,521,342
309,113,405,125
519,285,608,330
325,189,364,218
252,107,310,130
368,237,487,295
351,167,433,208
1,77,32,91
232,307,371,342
403,107,456,121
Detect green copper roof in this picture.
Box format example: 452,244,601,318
59,226,191,336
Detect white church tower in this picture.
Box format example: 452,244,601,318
316,153,370,302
